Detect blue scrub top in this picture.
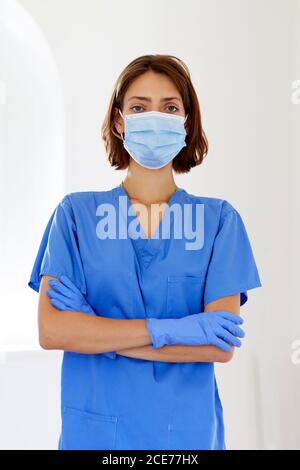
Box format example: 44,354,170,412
28,185,262,450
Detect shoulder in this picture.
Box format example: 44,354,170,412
61,189,115,209
183,189,238,221
52,190,114,231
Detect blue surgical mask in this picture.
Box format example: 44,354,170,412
119,109,188,170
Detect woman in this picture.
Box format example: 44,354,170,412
28,54,262,450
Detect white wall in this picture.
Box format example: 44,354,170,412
0,350,62,450
1,0,299,449
0,0,64,346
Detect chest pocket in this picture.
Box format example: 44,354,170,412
166,275,205,318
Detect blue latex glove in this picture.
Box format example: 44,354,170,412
46,275,116,359
146,310,245,352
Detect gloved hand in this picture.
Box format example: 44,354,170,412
146,310,245,352
46,274,116,359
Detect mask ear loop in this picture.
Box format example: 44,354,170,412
111,108,125,141
183,113,189,136
119,109,125,141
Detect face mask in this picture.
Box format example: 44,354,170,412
118,109,188,170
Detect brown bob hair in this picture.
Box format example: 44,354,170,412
101,54,208,173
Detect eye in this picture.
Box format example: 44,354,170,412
129,105,145,113
165,105,179,113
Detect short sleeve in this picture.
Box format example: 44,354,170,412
203,208,262,307
28,195,87,295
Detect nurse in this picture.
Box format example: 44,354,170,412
28,54,262,450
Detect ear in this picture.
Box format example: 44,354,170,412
184,114,190,136
113,107,124,134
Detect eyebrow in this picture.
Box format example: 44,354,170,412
127,96,182,103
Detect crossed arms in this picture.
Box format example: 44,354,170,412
38,275,241,363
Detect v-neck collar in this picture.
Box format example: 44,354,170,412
113,184,185,269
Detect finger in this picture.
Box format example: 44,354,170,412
103,352,116,359
217,311,244,325
217,318,245,338
59,275,82,296
48,280,79,302
83,307,97,316
65,299,95,314
215,326,242,347
46,289,75,309
47,279,69,295
212,337,233,353
47,289,94,314
50,298,71,311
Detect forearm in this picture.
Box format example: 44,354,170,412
116,344,234,363
40,311,151,354
40,277,241,357
40,275,153,353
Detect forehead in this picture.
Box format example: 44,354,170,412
124,71,182,101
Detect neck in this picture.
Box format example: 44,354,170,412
121,161,178,205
